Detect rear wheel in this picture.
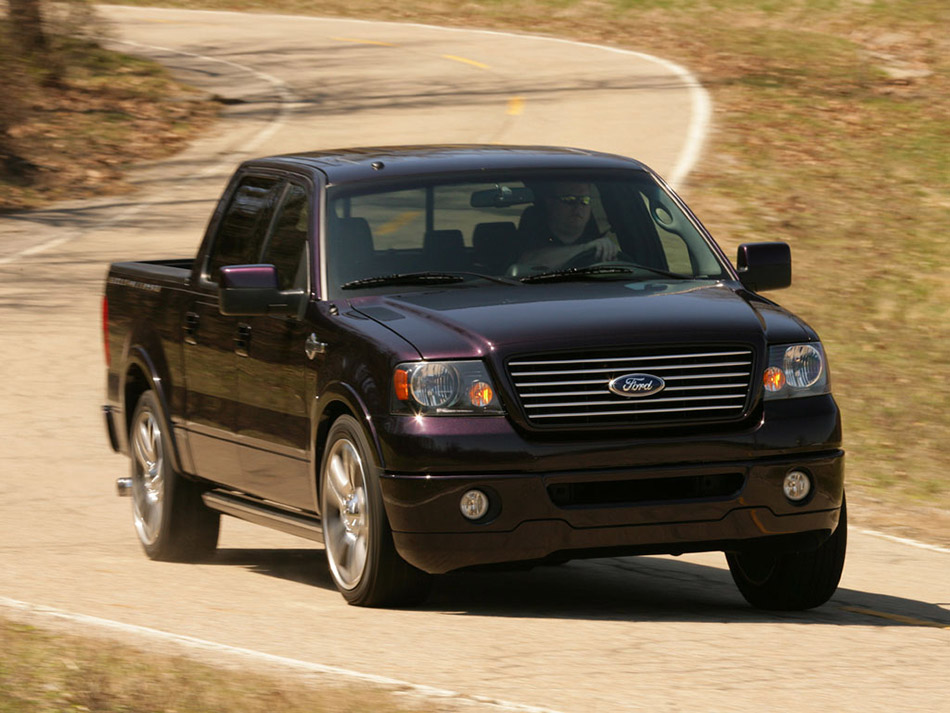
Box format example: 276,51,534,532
129,391,219,562
320,415,430,607
726,496,847,610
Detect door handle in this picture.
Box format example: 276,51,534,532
183,311,199,345
235,323,251,357
305,333,327,360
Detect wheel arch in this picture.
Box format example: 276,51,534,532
310,382,385,514
122,347,185,475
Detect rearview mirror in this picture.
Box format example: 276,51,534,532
470,185,534,208
736,242,791,291
218,264,304,317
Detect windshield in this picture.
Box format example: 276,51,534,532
324,172,729,298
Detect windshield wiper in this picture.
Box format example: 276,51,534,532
520,263,692,284
520,265,634,283
341,271,520,290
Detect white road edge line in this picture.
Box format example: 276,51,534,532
855,528,950,555
0,39,294,267
0,596,566,713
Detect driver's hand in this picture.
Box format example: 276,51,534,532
591,236,620,261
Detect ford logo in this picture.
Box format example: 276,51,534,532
608,373,666,398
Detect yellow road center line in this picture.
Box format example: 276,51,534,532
442,54,490,70
331,37,396,47
840,605,950,629
376,211,423,236
507,96,525,116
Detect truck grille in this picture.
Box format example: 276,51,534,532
508,346,755,427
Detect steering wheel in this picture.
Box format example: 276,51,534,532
559,247,636,271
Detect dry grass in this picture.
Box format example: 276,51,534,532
0,2,219,212
0,616,429,713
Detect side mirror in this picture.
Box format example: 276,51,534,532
736,242,791,291
218,264,304,317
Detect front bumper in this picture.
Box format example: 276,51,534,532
380,450,844,574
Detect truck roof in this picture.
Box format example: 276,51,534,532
245,145,651,185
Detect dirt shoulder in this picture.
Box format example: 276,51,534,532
848,491,950,550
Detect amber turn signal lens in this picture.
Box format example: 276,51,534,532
394,368,409,401
468,381,494,407
763,366,786,392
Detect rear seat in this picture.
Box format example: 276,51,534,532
473,221,519,273
423,229,467,272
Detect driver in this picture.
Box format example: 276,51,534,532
518,181,619,267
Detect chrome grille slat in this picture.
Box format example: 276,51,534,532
509,350,751,366
522,389,618,398
664,383,748,391
511,361,752,377
507,346,755,427
532,405,741,419
515,379,612,388
663,372,751,381
524,394,746,409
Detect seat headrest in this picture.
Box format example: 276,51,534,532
424,229,464,253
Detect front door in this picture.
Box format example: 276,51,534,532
234,181,318,510
182,172,282,487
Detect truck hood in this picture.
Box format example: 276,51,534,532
349,280,813,360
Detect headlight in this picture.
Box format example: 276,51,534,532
763,343,830,400
392,361,504,415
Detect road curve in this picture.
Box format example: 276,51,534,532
0,6,947,713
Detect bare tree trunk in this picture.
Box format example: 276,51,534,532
8,0,48,55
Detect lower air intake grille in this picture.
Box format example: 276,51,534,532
508,346,755,427
548,473,746,507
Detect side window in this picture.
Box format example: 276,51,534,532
206,175,281,282
261,183,311,290
657,230,694,274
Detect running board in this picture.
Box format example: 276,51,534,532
202,490,324,544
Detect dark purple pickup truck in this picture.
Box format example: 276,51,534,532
103,145,845,609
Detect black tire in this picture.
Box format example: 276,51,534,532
319,415,431,607
726,496,847,610
129,391,219,562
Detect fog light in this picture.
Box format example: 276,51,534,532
783,470,812,502
460,489,490,520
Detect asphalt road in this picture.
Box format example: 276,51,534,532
0,6,947,712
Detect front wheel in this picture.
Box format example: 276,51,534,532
319,415,430,607
129,391,219,562
726,496,847,610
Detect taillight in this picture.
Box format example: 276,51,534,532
102,296,110,367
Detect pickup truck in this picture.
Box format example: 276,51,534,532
103,145,845,609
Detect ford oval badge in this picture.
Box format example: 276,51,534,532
608,373,666,398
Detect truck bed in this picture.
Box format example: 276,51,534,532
107,259,195,289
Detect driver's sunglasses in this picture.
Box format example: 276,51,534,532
555,195,592,206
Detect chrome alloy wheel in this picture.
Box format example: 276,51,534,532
131,407,165,546
322,438,369,590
